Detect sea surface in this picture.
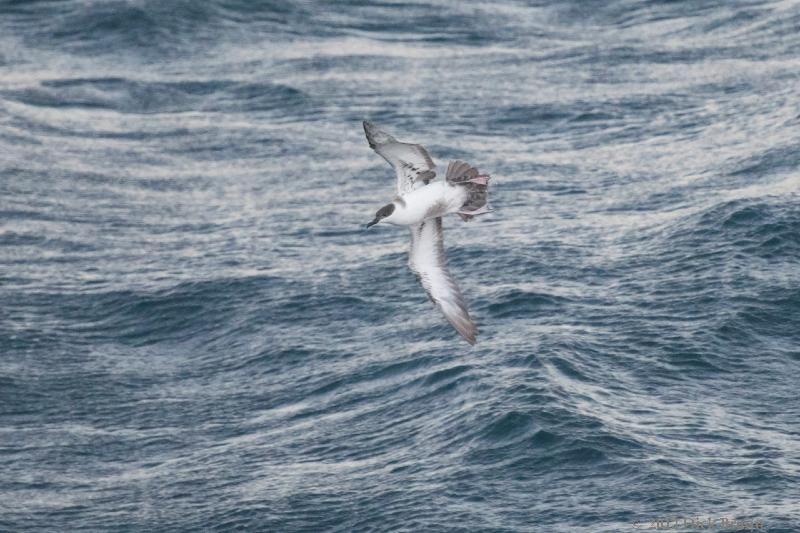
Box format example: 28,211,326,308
2,1,799,531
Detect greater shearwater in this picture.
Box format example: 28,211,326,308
363,121,492,345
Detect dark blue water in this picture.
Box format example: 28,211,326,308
2,1,799,531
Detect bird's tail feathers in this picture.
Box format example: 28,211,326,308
445,160,479,184
446,160,492,221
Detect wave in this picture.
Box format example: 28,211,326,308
3,78,309,115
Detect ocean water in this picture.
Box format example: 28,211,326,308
1,0,799,531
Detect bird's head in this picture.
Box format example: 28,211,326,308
366,203,395,229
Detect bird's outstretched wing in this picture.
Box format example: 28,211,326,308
409,218,477,345
363,121,436,195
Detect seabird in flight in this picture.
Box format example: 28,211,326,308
363,121,492,345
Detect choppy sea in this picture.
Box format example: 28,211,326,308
2,1,799,531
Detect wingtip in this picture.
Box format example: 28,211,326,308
363,120,377,148
362,120,395,147
463,326,477,345
454,320,478,346
363,120,380,134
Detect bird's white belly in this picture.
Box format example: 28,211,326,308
388,182,466,225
